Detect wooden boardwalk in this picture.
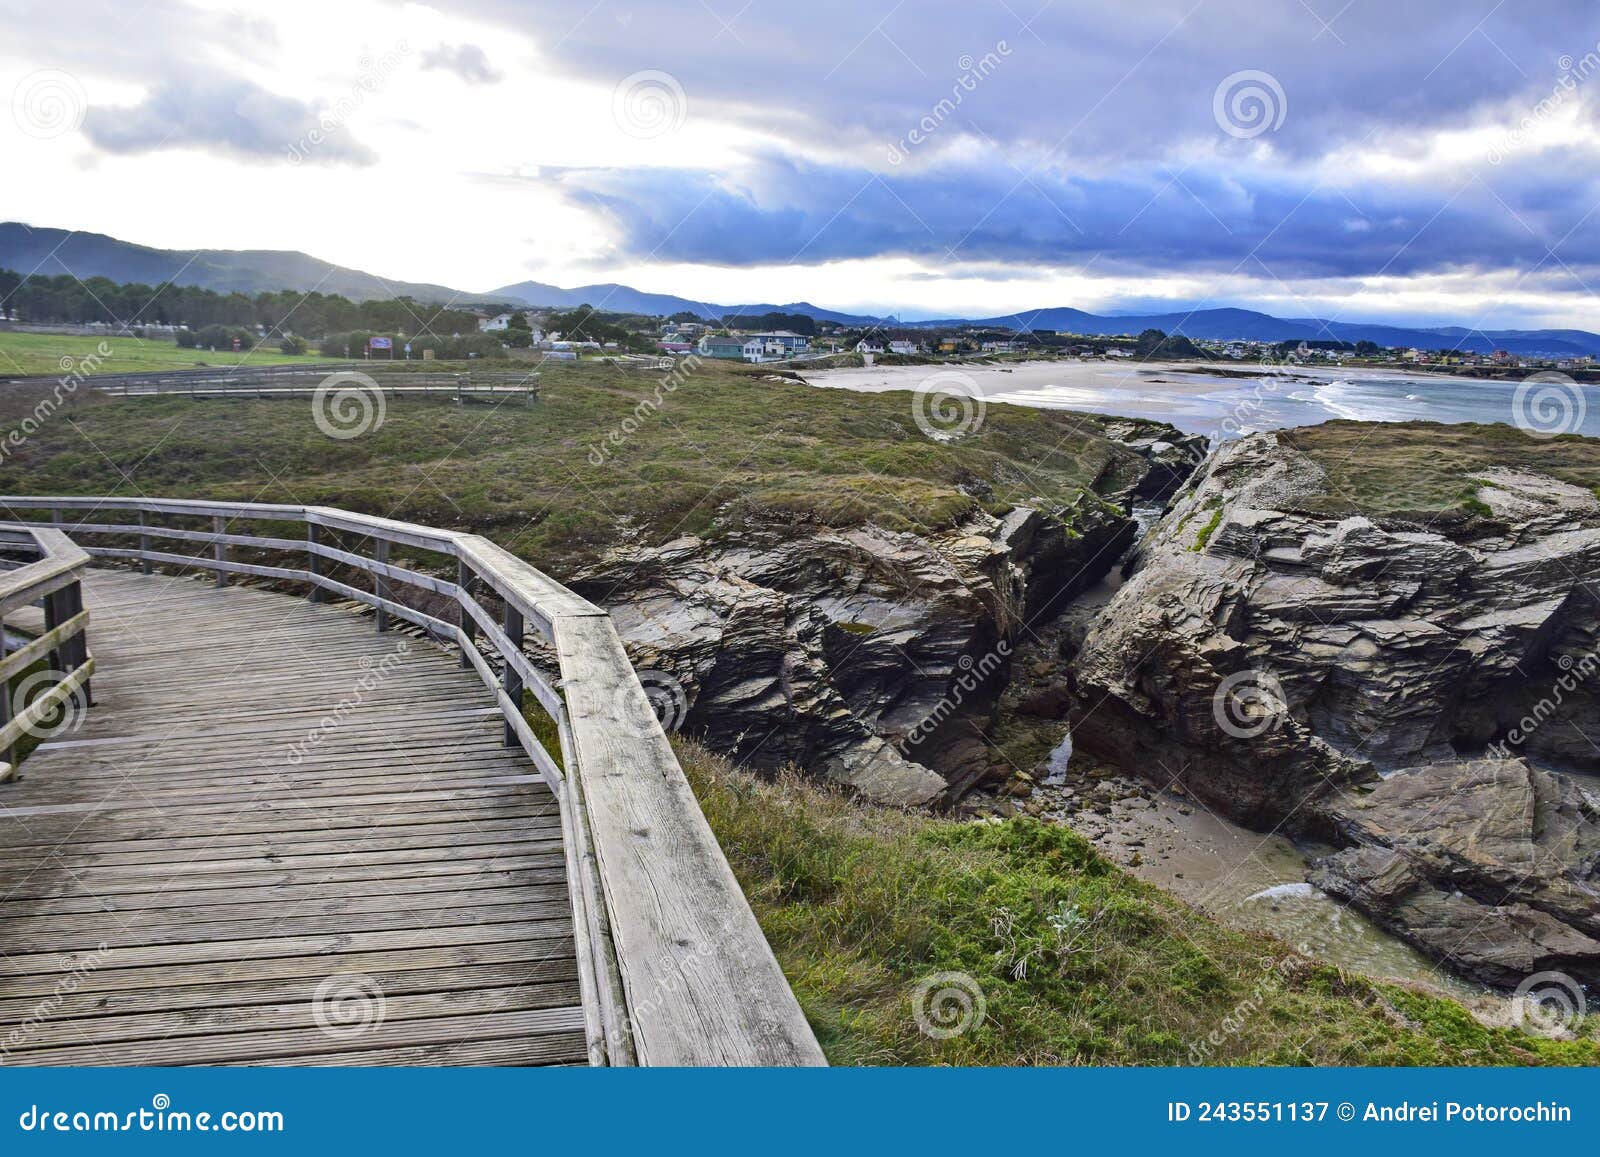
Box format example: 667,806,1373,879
0,568,588,1065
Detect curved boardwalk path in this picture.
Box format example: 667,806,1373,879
0,569,586,1065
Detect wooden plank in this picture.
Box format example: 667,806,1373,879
554,612,825,1066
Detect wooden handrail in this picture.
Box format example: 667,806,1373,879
0,524,94,783
0,496,824,1068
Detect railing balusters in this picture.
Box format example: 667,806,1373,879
503,600,523,747
306,523,325,602
212,515,228,587
374,539,390,632
458,559,474,668
137,511,151,574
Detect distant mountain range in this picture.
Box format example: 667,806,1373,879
936,306,1600,358
488,279,884,325
6,223,1599,355
0,224,501,306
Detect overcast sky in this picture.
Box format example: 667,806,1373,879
5,0,1600,326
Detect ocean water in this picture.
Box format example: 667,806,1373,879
812,362,1600,441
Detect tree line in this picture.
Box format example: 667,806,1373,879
0,269,495,340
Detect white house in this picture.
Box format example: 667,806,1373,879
742,338,766,362
479,313,515,332
888,340,919,355
855,340,884,354
1104,347,1133,358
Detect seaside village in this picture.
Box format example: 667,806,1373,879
472,307,1597,372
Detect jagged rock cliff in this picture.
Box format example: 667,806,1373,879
569,427,1204,806
1068,429,1600,986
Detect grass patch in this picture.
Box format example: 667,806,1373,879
0,356,1173,576
680,738,1598,1066
1283,421,1600,525
1191,506,1224,551
0,331,327,378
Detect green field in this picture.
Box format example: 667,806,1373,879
0,356,1159,573
0,330,328,378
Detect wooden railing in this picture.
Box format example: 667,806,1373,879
89,366,540,403
0,496,824,1068
0,524,93,783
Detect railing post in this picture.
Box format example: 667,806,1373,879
306,523,325,603
42,579,90,705
211,515,227,587
137,510,152,574
503,600,523,746
374,539,390,633
457,559,474,668
0,609,12,771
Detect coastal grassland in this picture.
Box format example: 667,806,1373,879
1283,420,1600,521
0,358,1169,573
680,739,1598,1066
0,331,326,378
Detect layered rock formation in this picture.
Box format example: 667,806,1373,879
568,426,1204,806
1068,430,1600,986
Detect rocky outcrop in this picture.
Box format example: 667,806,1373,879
1068,430,1600,985
563,426,1202,806
1312,759,1600,985
571,498,1130,805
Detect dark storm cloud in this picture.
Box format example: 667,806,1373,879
539,151,1600,280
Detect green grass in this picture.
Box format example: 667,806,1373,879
1191,506,1224,551
0,331,328,378
0,357,1174,576
1283,421,1600,524
681,739,1597,1066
